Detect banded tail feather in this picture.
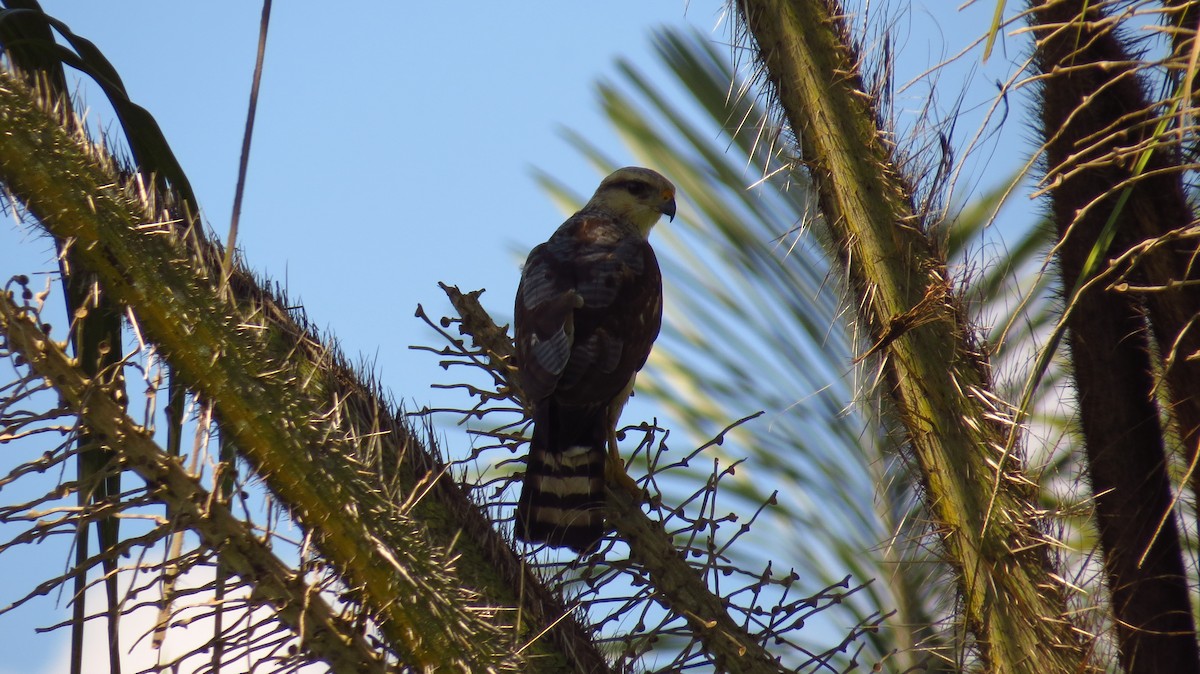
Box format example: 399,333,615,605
515,402,607,553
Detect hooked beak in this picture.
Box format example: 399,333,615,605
660,196,677,222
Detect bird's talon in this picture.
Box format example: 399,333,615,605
606,454,646,502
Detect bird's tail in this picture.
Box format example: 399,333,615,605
515,402,606,553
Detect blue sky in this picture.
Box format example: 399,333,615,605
0,2,1034,671
5,2,734,387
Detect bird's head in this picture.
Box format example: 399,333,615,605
587,167,676,238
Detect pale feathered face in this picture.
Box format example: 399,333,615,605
586,167,677,237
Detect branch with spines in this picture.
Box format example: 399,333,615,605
732,1,1089,671
0,287,382,673
0,66,606,673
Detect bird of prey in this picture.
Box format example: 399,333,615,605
513,167,676,553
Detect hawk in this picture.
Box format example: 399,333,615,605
514,167,676,553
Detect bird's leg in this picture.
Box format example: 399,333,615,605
605,428,645,501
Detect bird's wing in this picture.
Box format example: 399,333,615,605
514,215,662,407
514,237,579,404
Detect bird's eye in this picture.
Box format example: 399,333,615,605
624,181,650,198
